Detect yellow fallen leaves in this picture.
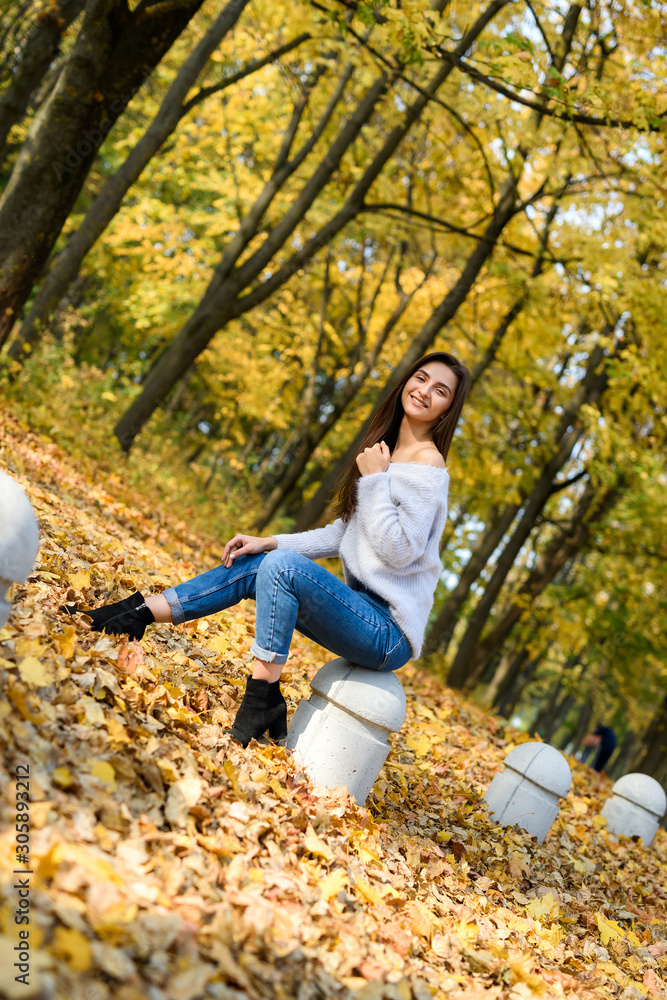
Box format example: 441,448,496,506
304,823,334,861
105,715,131,744
18,654,55,687
2,407,667,1000
52,766,74,788
52,625,77,659
406,901,439,940
36,842,124,887
91,760,116,788
525,891,559,921
320,868,348,900
68,568,90,592
597,912,626,946
165,774,203,827
353,877,384,906
51,926,92,972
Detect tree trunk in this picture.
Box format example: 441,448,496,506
291,0,584,532
542,692,575,745
0,0,208,349
482,642,527,710
497,652,541,719
112,65,392,448
113,0,512,450
446,426,584,689
560,697,593,753
294,171,522,531
530,654,580,736
422,503,520,658
446,343,609,689
633,694,667,782
468,190,564,390
0,0,85,163
460,481,620,689
424,328,592,662
609,729,636,780
7,21,308,363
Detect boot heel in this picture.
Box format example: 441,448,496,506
226,677,288,747
267,711,288,743
267,681,288,742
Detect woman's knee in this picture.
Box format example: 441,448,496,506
256,549,308,584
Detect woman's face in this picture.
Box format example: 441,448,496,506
401,361,458,426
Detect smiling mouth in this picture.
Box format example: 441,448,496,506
411,395,428,409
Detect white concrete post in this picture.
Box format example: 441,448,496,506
484,742,572,843
601,773,666,846
0,470,40,627
285,658,407,805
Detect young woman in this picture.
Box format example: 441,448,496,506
65,352,469,747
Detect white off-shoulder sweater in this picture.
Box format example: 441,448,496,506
274,463,449,659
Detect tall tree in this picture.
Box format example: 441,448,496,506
293,4,585,530
111,0,511,450
6,17,309,362
0,0,86,163
0,0,234,348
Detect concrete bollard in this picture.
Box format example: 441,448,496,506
600,773,666,846
285,658,407,805
0,470,40,627
484,742,571,843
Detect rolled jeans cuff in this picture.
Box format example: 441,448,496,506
249,640,288,665
163,587,186,625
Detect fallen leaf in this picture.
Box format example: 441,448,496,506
304,823,334,862
320,868,348,901
18,655,55,687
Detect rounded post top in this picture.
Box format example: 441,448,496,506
609,773,667,818
0,470,40,585
502,742,572,798
310,657,407,732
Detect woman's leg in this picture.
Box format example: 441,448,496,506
63,553,267,640
160,552,289,746
144,593,172,622
159,555,279,681
228,550,411,749
250,550,411,673
64,552,288,747
160,551,265,623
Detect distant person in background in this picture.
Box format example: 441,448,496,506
581,724,617,774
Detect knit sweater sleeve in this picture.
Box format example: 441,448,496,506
354,467,448,568
273,519,345,560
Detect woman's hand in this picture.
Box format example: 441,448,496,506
356,441,391,477
221,534,277,568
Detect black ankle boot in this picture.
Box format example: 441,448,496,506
61,592,155,641
226,677,288,748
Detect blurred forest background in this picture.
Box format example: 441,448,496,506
0,0,665,778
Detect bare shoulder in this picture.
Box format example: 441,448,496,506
412,446,446,469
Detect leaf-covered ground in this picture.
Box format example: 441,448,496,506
1,407,666,1000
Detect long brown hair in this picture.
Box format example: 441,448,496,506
332,351,470,521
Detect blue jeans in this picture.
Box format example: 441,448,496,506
162,550,411,672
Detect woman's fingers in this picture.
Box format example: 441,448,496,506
222,534,238,558
356,441,390,476
222,534,244,567
223,533,270,567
